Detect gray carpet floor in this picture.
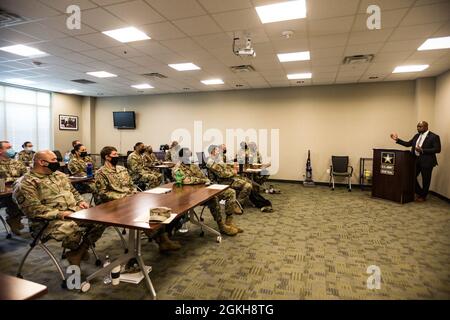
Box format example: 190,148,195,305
1,183,449,300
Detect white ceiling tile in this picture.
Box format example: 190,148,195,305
373,51,412,63
52,37,96,51
309,16,355,36
380,39,426,52
263,20,307,40
82,49,122,61
347,28,394,45
64,52,97,64
9,22,67,41
352,9,408,32
172,16,223,36
345,42,385,55
311,56,342,66
160,38,204,53
0,0,61,19
400,2,450,26
271,38,309,52
104,0,165,25
0,28,41,44
139,22,186,40
358,0,415,13
104,45,147,58
39,0,98,12
308,0,359,20
76,33,123,48
198,0,252,14
309,34,349,49
40,14,98,36
212,9,262,32
433,21,450,37
90,0,127,5
310,47,345,59
144,0,206,20
193,33,233,50
81,7,128,31
389,23,445,41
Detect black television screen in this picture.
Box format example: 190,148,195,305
113,111,135,129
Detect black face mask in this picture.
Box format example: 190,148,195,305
109,156,119,166
80,151,88,158
45,161,60,172
223,149,227,154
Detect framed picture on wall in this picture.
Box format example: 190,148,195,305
59,115,78,131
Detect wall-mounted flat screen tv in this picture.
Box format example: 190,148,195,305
113,111,136,129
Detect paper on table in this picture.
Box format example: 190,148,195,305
144,187,171,194
245,168,262,172
207,184,228,190
134,213,178,224
120,266,152,284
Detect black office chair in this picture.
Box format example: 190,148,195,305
329,156,353,191
53,150,63,162
154,151,165,161
196,152,208,170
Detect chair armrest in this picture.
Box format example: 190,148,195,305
348,166,354,175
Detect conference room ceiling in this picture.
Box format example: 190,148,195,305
0,0,448,97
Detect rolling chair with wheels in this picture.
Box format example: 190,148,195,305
0,214,12,239
329,156,353,191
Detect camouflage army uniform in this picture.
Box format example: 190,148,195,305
206,157,252,204
16,150,35,167
248,150,269,187
173,162,240,219
12,171,105,250
95,164,137,204
0,158,27,220
127,151,160,190
143,152,163,181
165,147,180,162
68,155,96,193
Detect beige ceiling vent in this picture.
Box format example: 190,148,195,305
230,65,255,73
0,9,28,27
142,72,167,79
343,54,374,65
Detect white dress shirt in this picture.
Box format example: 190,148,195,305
415,130,429,156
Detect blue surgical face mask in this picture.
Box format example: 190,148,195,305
6,148,16,158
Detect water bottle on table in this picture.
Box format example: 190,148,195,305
103,255,112,285
86,163,93,177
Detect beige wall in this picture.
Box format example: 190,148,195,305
94,81,419,183
431,70,450,198
52,93,83,154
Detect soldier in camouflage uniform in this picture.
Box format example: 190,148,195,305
68,143,96,194
96,146,180,252
207,145,252,206
247,142,271,189
165,141,180,162
127,142,160,190
12,150,105,266
172,148,242,236
16,141,35,167
142,145,163,182
68,140,81,161
0,140,28,234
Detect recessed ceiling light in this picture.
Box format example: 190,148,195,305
287,73,312,80
201,79,224,85
277,51,310,62
102,27,150,43
0,44,47,57
5,78,35,85
418,36,450,51
168,63,201,71
131,83,153,89
86,71,117,78
255,0,306,24
62,89,82,94
392,65,429,73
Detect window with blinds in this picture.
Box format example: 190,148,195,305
0,85,51,151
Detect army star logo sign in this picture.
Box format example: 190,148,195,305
380,152,395,175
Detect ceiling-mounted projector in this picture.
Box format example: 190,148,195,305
233,36,256,57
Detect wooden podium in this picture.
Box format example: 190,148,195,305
372,149,416,204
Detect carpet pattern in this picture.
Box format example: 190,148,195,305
0,183,449,300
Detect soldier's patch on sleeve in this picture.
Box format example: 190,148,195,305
16,194,25,204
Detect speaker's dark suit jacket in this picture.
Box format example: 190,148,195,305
396,131,441,168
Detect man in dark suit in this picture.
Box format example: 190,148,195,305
390,121,441,202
